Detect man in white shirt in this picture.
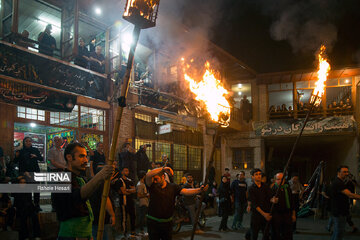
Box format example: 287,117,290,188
47,136,66,171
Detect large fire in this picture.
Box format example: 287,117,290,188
310,45,331,106
124,0,158,19
183,61,231,127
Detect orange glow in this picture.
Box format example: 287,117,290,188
124,0,158,19
311,45,331,106
184,61,231,127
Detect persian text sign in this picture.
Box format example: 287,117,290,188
254,116,355,137
159,124,172,134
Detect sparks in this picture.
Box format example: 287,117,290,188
311,45,331,106
184,61,231,127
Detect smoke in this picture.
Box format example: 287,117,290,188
258,0,338,54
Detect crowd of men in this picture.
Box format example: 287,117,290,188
0,139,360,240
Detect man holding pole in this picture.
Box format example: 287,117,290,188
248,168,272,240
330,165,360,240
145,167,208,240
270,172,296,240
52,143,114,239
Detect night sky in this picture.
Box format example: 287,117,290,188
195,0,360,73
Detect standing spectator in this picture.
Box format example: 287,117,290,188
208,161,216,184
183,173,205,234
52,143,114,239
289,173,303,233
90,165,116,240
38,24,56,56
248,168,272,240
89,142,106,178
14,137,42,212
13,176,41,240
271,172,296,240
231,171,248,229
330,166,360,240
145,167,208,240
223,168,231,180
136,144,150,177
16,30,34,49
48,136,66,171
114,167,136,237
136,170,149,235
90,45,105,73
74,38,90,68
218,175,232,231
344,173,358,233
240,95,252,122
118,142,137,181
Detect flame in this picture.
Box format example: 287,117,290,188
311,45,331,106
124,0,158,19
184,61,231,127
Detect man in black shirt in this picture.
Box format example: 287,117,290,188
114,167,136,237
89,142,106,177
231,171,248,229
90,45,105,73
248,168,272,240
330,166,360,240
52,143,114,239
118,142,137,181
271,172,296,240
38,24,56,56
74,38,90,68
136,144,150,177
145,167,208,240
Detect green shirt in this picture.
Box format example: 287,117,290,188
58,177,94,238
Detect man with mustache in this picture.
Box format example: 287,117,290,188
52,142,114,239
145,167,208,240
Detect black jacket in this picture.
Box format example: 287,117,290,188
15,147,42,175
136,149,149,173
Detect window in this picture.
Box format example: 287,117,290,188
50,105,79,127
154,142,171,162
135,139,153,162
173,144,187,170
80,133,104,150
232,148,253,170
268,83,293,111
188,147,202,170
80,106,106,131
17,107,45,121
326,86,352,107
135,113,152,122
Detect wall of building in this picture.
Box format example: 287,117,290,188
0,103,16,158
221,131,263,180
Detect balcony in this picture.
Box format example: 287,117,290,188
0,41,110,107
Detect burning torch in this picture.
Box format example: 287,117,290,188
183,60,231,240
97,1,160,239
264,45,331,235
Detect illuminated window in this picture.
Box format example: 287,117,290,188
173,144,187,170
233,148,253,170
50,105,79,127
135,138,153,162
174,170,184,184
154,142,171,162
188,147,202,170
80,106,106,131
17,107,45,121
81,133,104,150
135,113,152,122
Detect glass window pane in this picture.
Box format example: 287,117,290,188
268,91,293,110
327,78,338,86
280,82,293,90
268,83,280,91
339,78,351,85
155,142,171,162
297,89,313,105
188,147,201,170
309,80,316,88
296,81,308,89
326,86,352,107
173,144,187,170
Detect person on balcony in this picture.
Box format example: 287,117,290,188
38,24,56,57
90,45,105,73
74,38,90,68
16,30,34,49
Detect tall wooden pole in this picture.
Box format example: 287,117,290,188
97,25,141,240
190,126,220,240
263,93,320,238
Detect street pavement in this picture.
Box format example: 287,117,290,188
173,213,360,240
